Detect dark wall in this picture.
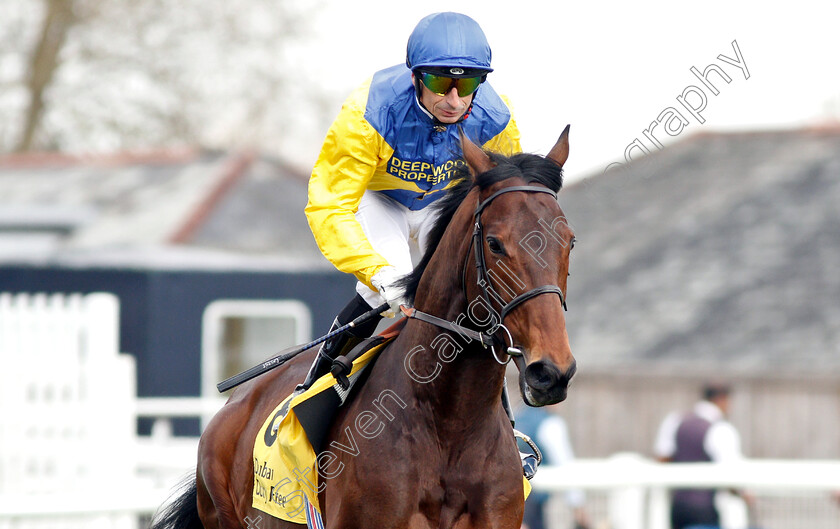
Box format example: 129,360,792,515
0,266,354,397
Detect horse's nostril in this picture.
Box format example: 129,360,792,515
524,361,560,391
523,359,576,395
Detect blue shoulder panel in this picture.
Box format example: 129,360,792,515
364,65,512,210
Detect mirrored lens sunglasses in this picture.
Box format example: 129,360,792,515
419,72,483,97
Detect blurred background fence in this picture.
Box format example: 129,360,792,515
0,291,224,528
532,456,840,529
555,367,840,460
1,291,839,528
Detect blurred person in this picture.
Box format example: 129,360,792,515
516,404,591,529
654,382,754,529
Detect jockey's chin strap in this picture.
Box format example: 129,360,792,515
401,184,568,365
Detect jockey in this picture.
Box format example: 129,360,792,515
303,10,535,477
302,11,521,389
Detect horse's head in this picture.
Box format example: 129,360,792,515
461,126,576,406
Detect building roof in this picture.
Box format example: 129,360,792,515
0,149,331,271
4,128,838,371
560,127,840,373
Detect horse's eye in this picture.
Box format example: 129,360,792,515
570,237,576,250
486,236,504,255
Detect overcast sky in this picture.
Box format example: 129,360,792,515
294,0,840,182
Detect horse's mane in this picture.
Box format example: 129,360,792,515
400,151,564,303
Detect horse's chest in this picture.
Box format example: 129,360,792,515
402,479,518,529
329,402,522,527
402,458,519,526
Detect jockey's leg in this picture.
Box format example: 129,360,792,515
299,191,411,391
297,294,381,391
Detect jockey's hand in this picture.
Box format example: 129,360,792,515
371,266,409,318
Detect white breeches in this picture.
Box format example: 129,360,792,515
354,190,438,308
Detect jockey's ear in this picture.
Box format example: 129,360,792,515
459,126,495,177
547,124,570,168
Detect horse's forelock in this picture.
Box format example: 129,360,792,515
478,152,564,192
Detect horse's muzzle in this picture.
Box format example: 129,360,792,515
519,359,576,406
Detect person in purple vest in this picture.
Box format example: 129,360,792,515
653,383,753,529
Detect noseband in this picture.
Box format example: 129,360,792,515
403,184,568,364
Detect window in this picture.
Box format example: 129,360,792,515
202,300,311,398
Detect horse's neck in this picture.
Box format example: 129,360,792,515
389,202,507,429
390,316,506,432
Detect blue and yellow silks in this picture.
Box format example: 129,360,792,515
305,65,522,290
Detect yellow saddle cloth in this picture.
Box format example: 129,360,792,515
252,340,389,522
251,337,531,523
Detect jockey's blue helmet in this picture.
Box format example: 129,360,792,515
406,12,493,76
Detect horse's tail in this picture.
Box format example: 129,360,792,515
149,475,202,529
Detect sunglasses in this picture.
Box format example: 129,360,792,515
418,71,483,97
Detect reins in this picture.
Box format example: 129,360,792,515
400,306,494,346
216,184,569,393
404,184,567,364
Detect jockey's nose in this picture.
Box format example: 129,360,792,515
444,86,462,106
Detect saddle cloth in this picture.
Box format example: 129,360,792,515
252,339,391,523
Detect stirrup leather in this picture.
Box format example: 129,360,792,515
297,319,351,392
331,335,387,390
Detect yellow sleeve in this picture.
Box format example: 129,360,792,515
305,83,391,290
482,95,522,155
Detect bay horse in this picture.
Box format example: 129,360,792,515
151,127,576,529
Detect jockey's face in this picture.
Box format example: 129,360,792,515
414,74,474,124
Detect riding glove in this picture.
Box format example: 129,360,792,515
371,266,409,317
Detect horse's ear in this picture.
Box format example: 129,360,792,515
459,126,495,177
547,124,571,168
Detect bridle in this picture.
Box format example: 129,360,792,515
402,184,568,365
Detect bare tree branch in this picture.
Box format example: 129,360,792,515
2,0,328,164
15,0,76,152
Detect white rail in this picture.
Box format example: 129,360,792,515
136,397,227,418
531,454,840,529
0,396,225,519
532,456,840,491
3,292,838,527
0,291,229,525
2,455,839,523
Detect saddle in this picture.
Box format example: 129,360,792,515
297,318,405,453
252,319,405,523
